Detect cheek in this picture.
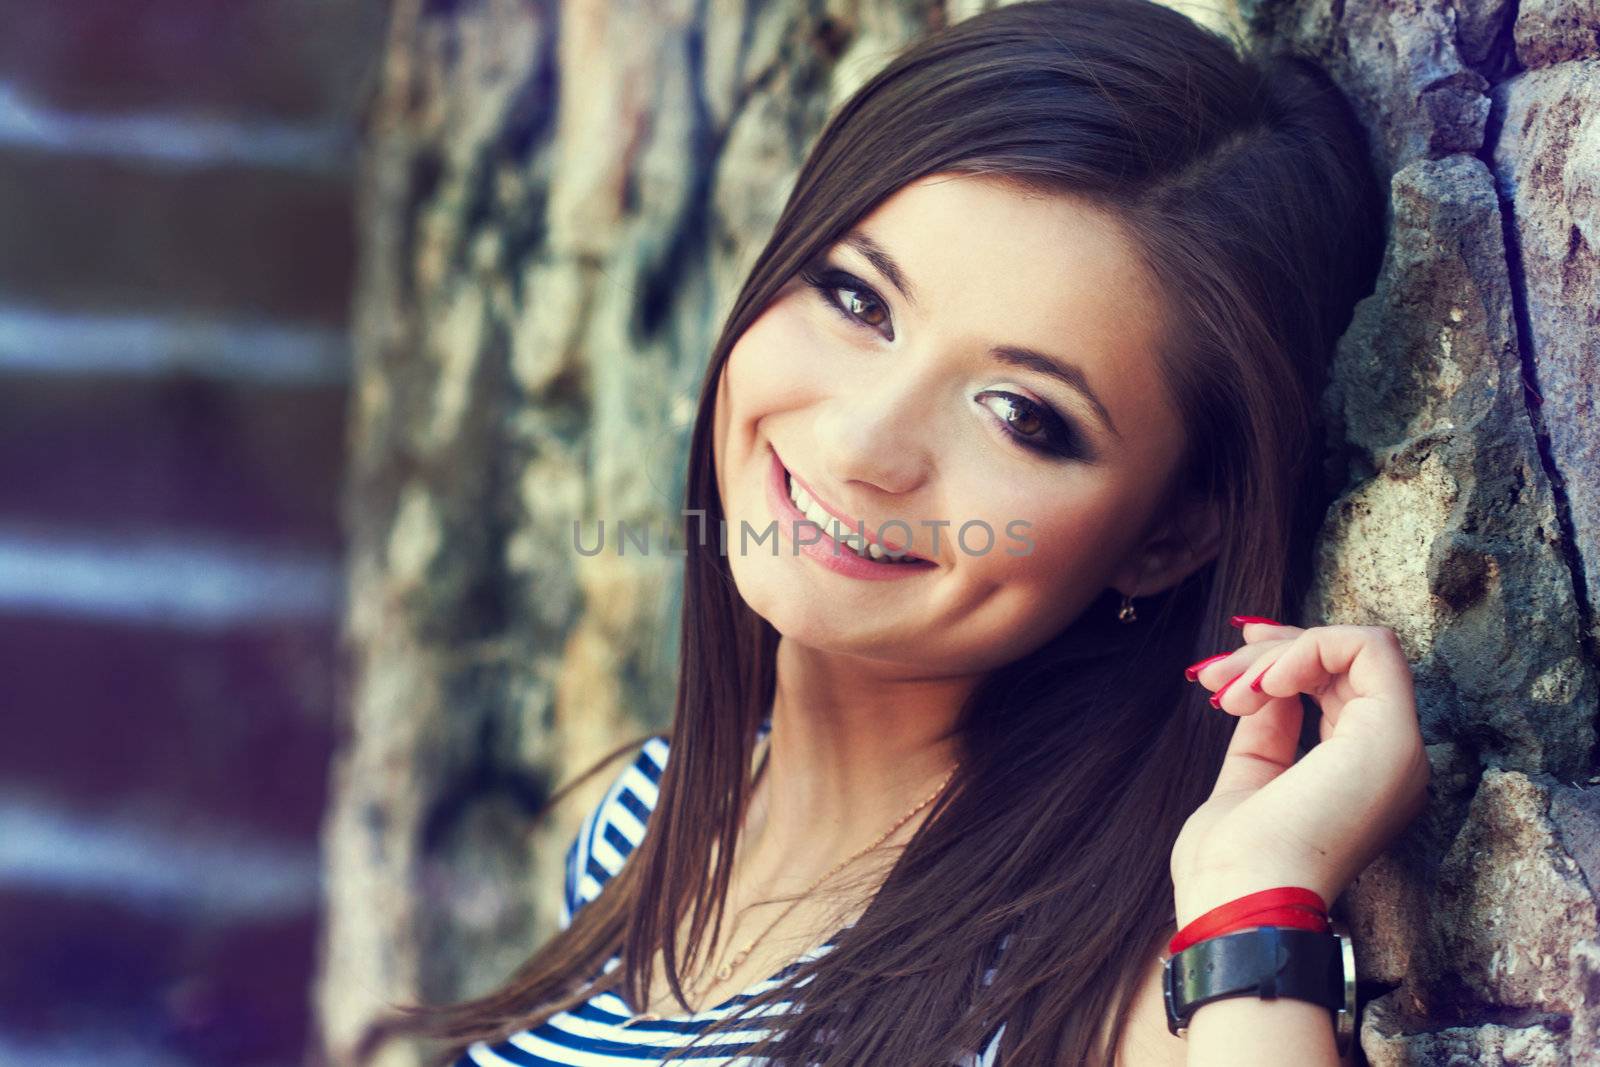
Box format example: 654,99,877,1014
723,299,836,427
715,302,820,520
939,471,1126,635
954,468,1121,575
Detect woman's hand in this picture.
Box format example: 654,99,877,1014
1169,619,1430,927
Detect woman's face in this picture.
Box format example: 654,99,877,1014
713,173,1202,676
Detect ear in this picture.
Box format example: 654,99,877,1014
1109,490,1222,600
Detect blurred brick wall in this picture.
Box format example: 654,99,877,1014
0,3,383,1065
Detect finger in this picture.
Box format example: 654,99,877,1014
1209,693,1304,797
1214,644,1289,717
1252,625,1416,738
1187,637,1290,691
1231,617,1305,642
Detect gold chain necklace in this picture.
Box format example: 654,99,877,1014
625,741,958,1024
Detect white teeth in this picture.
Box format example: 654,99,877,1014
785,471,917,563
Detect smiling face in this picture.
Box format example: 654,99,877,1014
712,173,1212,676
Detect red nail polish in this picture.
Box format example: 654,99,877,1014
1248,668,1269,692
1230,615,1282,627
1183,652,1229,682
1210,670,1246,707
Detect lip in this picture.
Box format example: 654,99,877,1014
764,446,936,581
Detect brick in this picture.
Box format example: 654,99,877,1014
0,0,385,124
0,150,356,325
0,611,340,841
0,375,346,549
0,887,317,1067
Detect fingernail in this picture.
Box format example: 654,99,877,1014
1248,668,1269,692
1210,670,1247,707
1184,652,1229,682
1230,615,1282,627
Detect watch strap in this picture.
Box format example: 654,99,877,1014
1163,925,1352,1050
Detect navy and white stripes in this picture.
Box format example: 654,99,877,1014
459,722,1006,1066
560,732,670,933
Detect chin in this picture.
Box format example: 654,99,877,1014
728,553,878,650
729,551,822,631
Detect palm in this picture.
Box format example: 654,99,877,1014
1170,622,1430,926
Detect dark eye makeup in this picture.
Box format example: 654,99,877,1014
796,256,1088,462
974,391,1086,460
799,261,894,339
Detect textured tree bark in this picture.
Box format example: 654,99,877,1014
313,1,1600,1064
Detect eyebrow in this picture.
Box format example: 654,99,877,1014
841,230,921,311
837,228,1122,442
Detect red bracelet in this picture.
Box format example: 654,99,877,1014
1168,886,1329,955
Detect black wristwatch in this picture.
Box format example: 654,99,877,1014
1162,924,1356,1054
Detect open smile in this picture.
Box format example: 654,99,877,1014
764,445,937,581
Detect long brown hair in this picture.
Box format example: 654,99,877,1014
353,0,1384,1063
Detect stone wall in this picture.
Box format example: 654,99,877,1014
313,1,1600,1064
1248,0,1600,1059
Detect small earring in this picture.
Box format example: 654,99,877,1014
1117,592,1138,623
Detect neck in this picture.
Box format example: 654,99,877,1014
740,638,974,890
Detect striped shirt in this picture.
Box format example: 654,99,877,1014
457,720,1007,1066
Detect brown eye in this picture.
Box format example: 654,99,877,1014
975,390,1085,461
843,289,887,327
799,263,895,340
981,394,1042,436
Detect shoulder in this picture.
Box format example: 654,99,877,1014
559,732,670,929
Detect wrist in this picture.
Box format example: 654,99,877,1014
1174,865,1340,929
1183,991,1343,1065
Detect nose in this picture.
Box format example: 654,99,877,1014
810,366,933,497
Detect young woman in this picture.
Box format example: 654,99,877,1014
356,0,1430,1063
